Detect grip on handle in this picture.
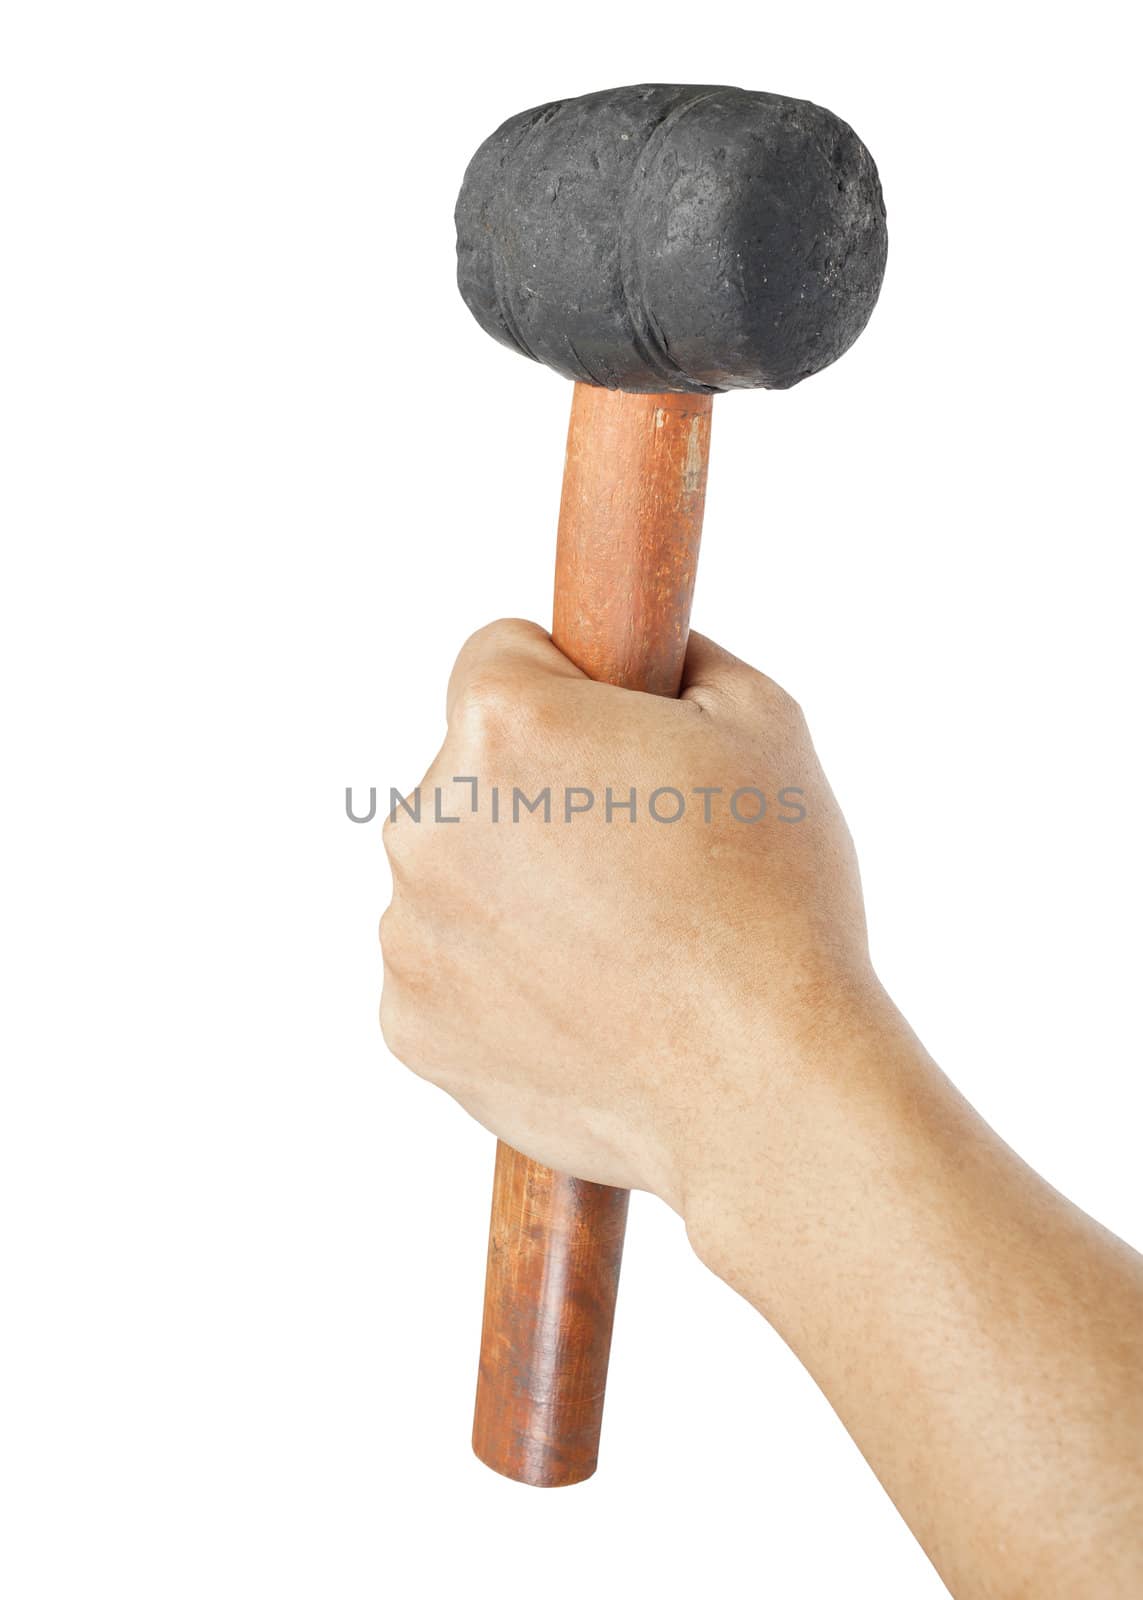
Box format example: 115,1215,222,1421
472,385,713,1486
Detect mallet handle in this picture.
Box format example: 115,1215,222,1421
472,383,712,1486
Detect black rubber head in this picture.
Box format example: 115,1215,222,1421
456,84,887,394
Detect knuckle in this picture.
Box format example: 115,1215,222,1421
451,670,518,741
382,809,407,857
378,900,421,980
782,691,807,727
462,616,541,654
378,899,441,1000
764,681,805,727
379,982,419,1067
383,805,424,866
381,982,450,1090
449,617,548,746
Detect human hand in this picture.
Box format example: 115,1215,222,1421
381,620,1143,1598
380,618,880,1214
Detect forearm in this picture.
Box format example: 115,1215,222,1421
684,993,1143,1599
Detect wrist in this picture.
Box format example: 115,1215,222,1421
679,981,935,1319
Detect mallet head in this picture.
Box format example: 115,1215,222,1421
456,83,887,394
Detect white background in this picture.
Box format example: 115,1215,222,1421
2,3,1139,1596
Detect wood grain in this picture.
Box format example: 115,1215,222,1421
472,385,713,1486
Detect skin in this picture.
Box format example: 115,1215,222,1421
380,619,1143,1599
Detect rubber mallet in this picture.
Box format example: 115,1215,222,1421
454,82,887,1486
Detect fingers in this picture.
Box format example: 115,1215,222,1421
679,630,750,696
442,620,801,726
445,618,586,725
680,631,804,722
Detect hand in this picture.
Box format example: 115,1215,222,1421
380,617,880,1213
381,619,1143,1598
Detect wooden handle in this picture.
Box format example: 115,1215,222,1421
472,384,713,1485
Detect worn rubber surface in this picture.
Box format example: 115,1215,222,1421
456,83,888,393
